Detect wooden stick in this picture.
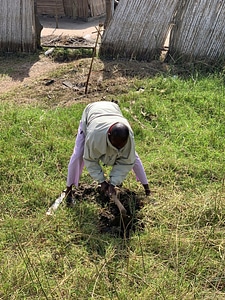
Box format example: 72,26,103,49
111,193,127,217
85,24,103,94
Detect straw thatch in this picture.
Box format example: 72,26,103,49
37,0,65,16
64,0,77,18
0,0,36,53
168,0,225,61
101,0,225,63
36,0,105,19
74,0,106,18
74,0,106,19
100,0,179,61
89,0,106,17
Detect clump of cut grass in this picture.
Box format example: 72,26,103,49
42,47,93,62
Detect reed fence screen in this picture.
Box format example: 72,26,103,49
0,0,36,53
169,0,225,61
101,0,225,62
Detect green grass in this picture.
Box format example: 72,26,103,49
0,58,225,299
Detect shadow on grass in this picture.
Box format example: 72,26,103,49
0,52,40,83
0,48,93,86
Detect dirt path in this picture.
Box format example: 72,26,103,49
40,16,104,40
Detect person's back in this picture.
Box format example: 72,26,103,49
82,102,135,183
81,101,131,135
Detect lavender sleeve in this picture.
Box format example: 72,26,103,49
132,152,148,184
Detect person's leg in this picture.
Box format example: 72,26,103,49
66,121,85,189
133,152,150,195
133,152,148,183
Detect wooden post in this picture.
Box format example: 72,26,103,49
55,0,59,28
34,0,43,49
104,0,114,28
85,24,103,94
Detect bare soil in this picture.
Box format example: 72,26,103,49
71,183,145,238
0,56,64,94
40,15,103,40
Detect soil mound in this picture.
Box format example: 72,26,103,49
72,183,145,238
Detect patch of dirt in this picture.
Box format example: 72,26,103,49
71,183,145,238
0,51,169,107
0,56,68,94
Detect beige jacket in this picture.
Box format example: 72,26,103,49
81,101,136,186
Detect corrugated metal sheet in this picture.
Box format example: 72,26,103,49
0,0,36,53
100,0,179,61
168,0,225,61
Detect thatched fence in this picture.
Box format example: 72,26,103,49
1,0,224,61
168,0,225,61
36,0,106,20
37,0,65,17
0,0,36,53
100,0,225,62
101,0,178,60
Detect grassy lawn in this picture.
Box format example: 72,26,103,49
0,53,225,299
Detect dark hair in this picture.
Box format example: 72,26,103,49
110,122,129,141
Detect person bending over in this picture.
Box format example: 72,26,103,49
65,101,150,204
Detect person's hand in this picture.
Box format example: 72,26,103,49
100,181,109,195
143,184,151,196
108,184,116,197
